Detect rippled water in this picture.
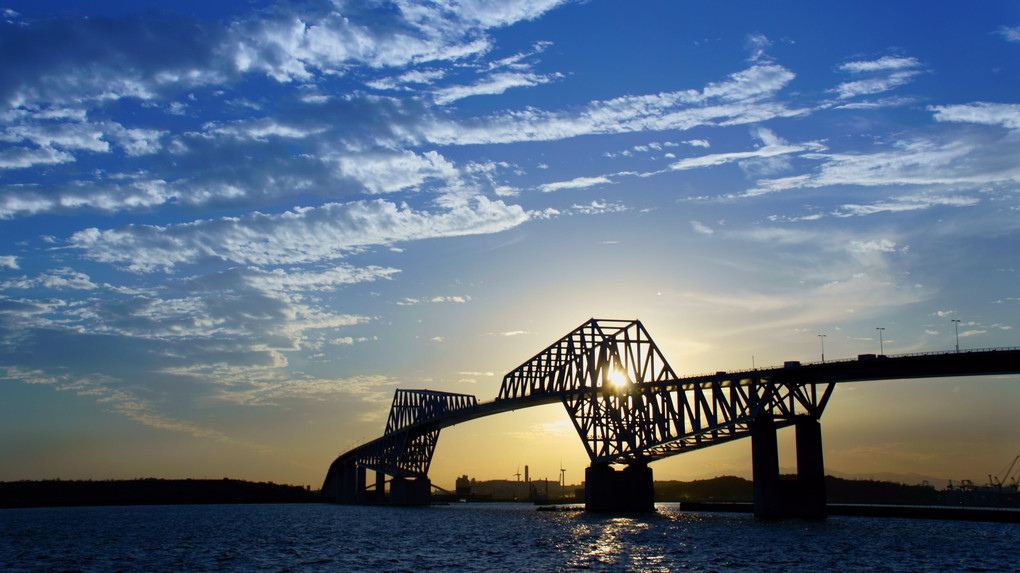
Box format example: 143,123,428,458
1,502,1017,572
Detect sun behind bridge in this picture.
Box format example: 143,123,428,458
607,368,629,388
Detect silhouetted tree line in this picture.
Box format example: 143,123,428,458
654,475,938,505
824,476,937,505
654,475,753,502
0,478,317,508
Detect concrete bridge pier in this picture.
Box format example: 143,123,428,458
355,465,367,503
751,413,826,518
330,460,359,504
389,476,431,506
374,470,386,503
585,462,655,512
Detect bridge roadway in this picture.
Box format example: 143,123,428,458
323,318,1020,516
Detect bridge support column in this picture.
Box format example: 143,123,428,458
339,460,358,504
751,413,827,518
390,476,431,506
751,413,781,517
794,416,826,518
585,463,655,512
375,470,387,504
355,465,367,504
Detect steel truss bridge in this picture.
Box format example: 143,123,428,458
322,318,1020,515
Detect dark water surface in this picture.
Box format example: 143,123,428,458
2,502,1017,572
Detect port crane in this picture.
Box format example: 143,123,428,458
989,455,1019,488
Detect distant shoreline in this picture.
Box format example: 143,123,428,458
0,478,318,509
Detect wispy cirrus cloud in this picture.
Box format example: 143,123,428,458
419,64,803,145
70,196,529,272
834,55,922,99
667,128,823,173
834,193,981,217
747,134,1020,198
996,25,1020,42
929,102,1020,131
397,295,472,306
433,71,563,104
539,175,612,193
1,0,572,107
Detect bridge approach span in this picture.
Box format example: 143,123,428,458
322,318,1020,515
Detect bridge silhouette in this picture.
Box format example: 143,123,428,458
322,318,1020,516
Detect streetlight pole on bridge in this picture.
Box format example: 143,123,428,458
876,327,885,355
818,334,826,363
952,319,961,353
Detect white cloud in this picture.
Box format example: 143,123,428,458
420,64,802,145
835,56,922,99
242,265,400,293
366,69,448,90
929,102,1020,131
832,96,916,110
433,295,471,303
727,226,817,245
4,0,568,111
996,26,1020,42
227,0,570,83
0,179,175,219
746,33,772,62
838,56,921,73
1,267,98,291
332,149,460,194
570,200,626,215
539,175,612,193
433,71,561,104
743,174,812,197
749,136,1020,197
660,128,822,180
690,220,714,235
0,146,74,170
836,72,920,99
70,196,529,272
106,125,166,156
3,121,108,152
398,295,472,306
394,0,569,38
0,255,18,269
204,118,327,142
848,239,897,254
669,129,819,172
835,193,980,217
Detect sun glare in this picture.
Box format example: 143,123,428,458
608,368,629,388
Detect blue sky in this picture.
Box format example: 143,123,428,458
2,1,1019,489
